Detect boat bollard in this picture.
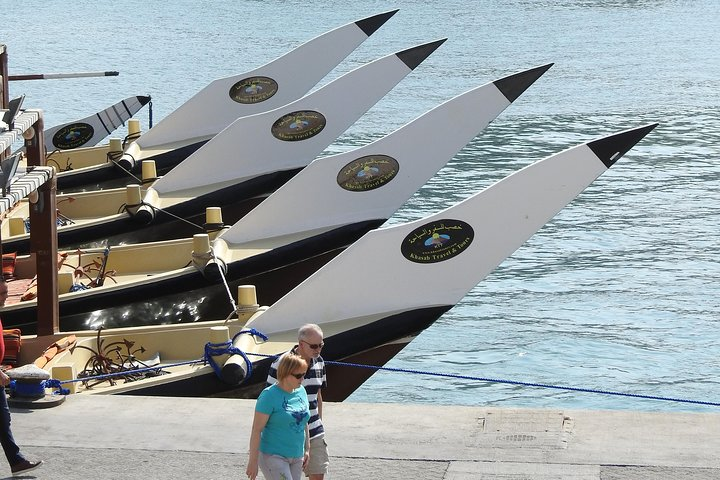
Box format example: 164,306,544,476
117,139,139,171
201,236,228,281
6,364,65,408
57,271,74,294
8,217,25,236
204,207,224,234
125,184,143,216
208,326,232,370
130,187,158,224
236,285,260,314
221,286,261,385
141,159,157,185
192,234,212,271
108,138,123,162
126,118,142,143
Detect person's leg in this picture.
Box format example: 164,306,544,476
0,388,24,466
289,456,303,480
259,453,295,480
305,436,329,480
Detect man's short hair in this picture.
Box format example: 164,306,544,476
298,323,323,341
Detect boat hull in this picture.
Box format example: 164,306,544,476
114,306,450,401
5,167,301,254
3,219,383,333
56,140,208,192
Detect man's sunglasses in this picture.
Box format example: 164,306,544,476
301,340,324,350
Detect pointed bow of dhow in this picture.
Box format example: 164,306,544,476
588,123,658,168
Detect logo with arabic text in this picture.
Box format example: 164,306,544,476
401,219,474,264
229,76,278,104
271,110,326,141
337,155,399,192
53,123,94,149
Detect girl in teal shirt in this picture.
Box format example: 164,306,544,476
247,353,310,480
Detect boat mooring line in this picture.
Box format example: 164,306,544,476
42,330,270,395
204,329,269,383
211,249,237,318
41,358,204,396
41,343,716,407
57,358,201,385
106,151,143,184
119,199,205,232
320,359,720,408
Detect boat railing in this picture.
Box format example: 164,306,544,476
2,45,61,335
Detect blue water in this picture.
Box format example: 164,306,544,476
5,1,720,412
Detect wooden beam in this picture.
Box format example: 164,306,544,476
25,114,60,335
0,44,8,108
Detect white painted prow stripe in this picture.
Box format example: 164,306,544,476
218,64,553,247
248,124,657,335
147,39,446,202
134,10,399,152
43,95,151,151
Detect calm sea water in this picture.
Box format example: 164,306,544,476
5,1,720,412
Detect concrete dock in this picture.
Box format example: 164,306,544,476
6,395,720,479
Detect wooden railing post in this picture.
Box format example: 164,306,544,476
0,44,8,109
25,113,59,335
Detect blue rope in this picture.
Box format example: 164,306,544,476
324,360,720,407
8,379,45,397
205,329,269,383
230,328,268,344
9,379,70,397
44,379,70,396
63,360,198,384
38,329,715,408
43,359,202,396
43,328,270,395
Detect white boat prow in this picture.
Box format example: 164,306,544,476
133,10,399,153
218,64,553,248
147,39,446,201
247,124,658,336
44,95,151,151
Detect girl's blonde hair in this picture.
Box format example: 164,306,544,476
277,352,308,380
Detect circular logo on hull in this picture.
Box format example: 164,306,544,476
271,110,326,141
52,123,95,149
229,76,278,104
337,155,400,192
401,219,474,264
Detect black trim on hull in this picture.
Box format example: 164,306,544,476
118,305,452,400
55,140,208,192
4,218,385,333
6,168,303,254
355,10,398,37
588,124,658,169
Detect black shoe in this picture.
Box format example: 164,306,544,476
11,459,43,475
